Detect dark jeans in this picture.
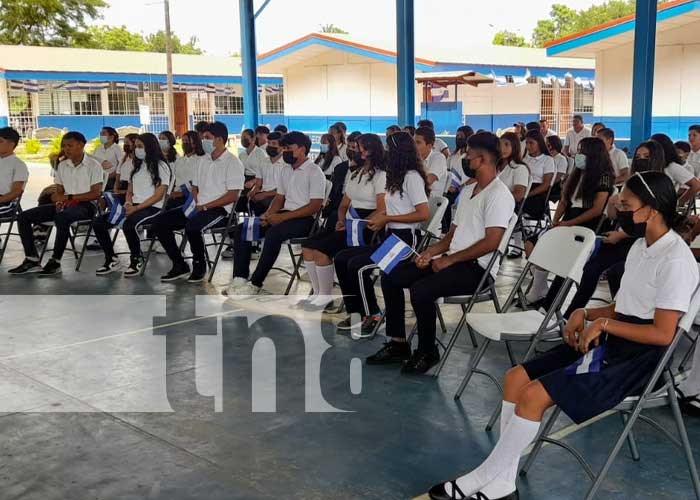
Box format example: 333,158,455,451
232,215,314,287
18,202,95,261
152,207,229,265
381,260,485,354
334,246,380,317
93,206,160,259
250,196,273,216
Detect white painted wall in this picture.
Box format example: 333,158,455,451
0,79,9,119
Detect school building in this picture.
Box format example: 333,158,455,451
0,44,284,139
256,33,596,137
547,0,700,141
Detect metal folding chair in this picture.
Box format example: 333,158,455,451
0,201,21,264
39,201,101,271
205,208,239,282
519,279,700,500
520,179,556,241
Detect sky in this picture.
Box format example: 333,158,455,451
97,0,609,56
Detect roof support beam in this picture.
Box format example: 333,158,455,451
630,0,657,150
239,0,259,129
396,0,415,127
254,0,272,19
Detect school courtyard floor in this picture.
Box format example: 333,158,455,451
0,164,698,500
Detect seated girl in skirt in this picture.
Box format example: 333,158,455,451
334,131,430,336
497,132,530,259
299,133,386,311
521,130,555,222
428,170,699,500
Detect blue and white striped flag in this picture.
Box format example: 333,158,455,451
180,184,198,219
565,345,606,375
241,216,261,242
370,234,415,274
346,219,367,247
347,206,360,220
450,168,463,189
103,192,126,228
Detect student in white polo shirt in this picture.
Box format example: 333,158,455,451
329,123,348,161
563,114,591,157
10,131,103,276
225,131,326,296
373,132,514,374
544,135,568,202
522,130,555,220
239,128,267,181
0,127,28,215
152,121,244,283
427,171,698,500
92,126,123,191
114,133,138,200
651,133,700,205
687,125,700,177
415,126,448,197
248,131,286,215
539,118,557,138
92,133,171,277
166,130,206,209
597,127,630,185
418,119,449,158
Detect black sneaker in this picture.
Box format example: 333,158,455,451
401,349,440,375
8,258,42,275
86,239,102,251
160,262,191,282
187,261,207,283
38,259,62,277
123,257,144,278
360,314,382,337
366,341,411,365
96,256,121,276
337,315,361,331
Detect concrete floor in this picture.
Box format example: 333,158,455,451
0,164,699,499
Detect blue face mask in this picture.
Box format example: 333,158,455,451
319,143,329,154
574,153,587,170
202,139,215,154
99,135,108,145
159,139,170,150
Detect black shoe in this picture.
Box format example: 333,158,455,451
337,315,361,331
123,257,144,278
160,262,191,282
86,240,102,251
96,256,121,276
366,341,411,365
429,481,470,500
187,261,207,283
38,259,62,277
506,249,522,259
360,314,382,337
8,259,42,275
401,349,440,375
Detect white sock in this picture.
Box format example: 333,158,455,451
304,261,319,295
448,414,540,497
316,264,335,297
500,401,516,436
526,267,549,303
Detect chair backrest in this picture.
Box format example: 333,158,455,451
422,195,448,236
528,226,596,284
498,214,520,254
116,125,141,137
680,270,700,333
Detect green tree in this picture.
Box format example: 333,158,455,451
80,25,147,52
319,24,349,34
492,30,529,47
0,0,107,46
144,30,203,54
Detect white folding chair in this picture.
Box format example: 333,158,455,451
519,277,700,500
0,201,21,265
453,227,597,406
430,213,519,377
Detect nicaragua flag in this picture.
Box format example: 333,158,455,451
346,219,367,247
180,184,198,219
565,345,606,375
370,234,414,274
450,168,463,189
241,216,261,242
103,192,126,228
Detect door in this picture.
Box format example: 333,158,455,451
173,92,188,137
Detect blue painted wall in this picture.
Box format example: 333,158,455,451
421,102,463,134
596,116,700,142
37,115,141,138
0,116,7,127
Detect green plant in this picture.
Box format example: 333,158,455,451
24,138,41,155
90,137,101,154
49,133,65,156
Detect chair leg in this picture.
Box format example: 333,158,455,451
437,305,447,334
454,337,490,400
519,407,561,476
679,335,697,372
75,224,92,271
39,225,53,263
0,219,13,263
434,306,468,377
68,227,80,260
140,238,156,277
668,374,700,499
284,244,303,296
620,412,641,461
207,233,227,283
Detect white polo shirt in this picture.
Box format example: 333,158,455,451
173,154,203,191
610,147,630,177
240,146,268,177
92,143,123,174
450,178,514,278
498,161,530,192
131,161,171,208
688,149,700,177
564,127,591,154
257,156,287,192
544,129,557,138
665,162,695,190
616,230,698,320
345,168,386,210
55,155,103,195
425,149,448,195
0,153,29,196
524,154,556,184
318,155,343,176
385,170,428,230
434,137,449,154
193,150,245,211
117,157,133,182
277,158,326,211
552,153,569,177
337,142,348,162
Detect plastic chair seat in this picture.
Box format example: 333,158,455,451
465,310,557,341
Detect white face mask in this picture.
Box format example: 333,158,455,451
202,139,215,154
134,147,146,160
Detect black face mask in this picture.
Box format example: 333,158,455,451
266,146,278,157
617,209,647,238
282,151,296,165
455,138,467,150
631,158,652,173
462,157,476,178
241,138,251,148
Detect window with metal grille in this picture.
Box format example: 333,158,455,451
192,91,213,123
108,84,140,115
143,92,166,115
215,94,244,114
265,86,284,114
38,88,102,115
8,90,37,137
573,83,594,113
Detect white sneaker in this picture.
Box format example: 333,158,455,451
235,281,262,296
154,241,166,254
222,277,250,297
